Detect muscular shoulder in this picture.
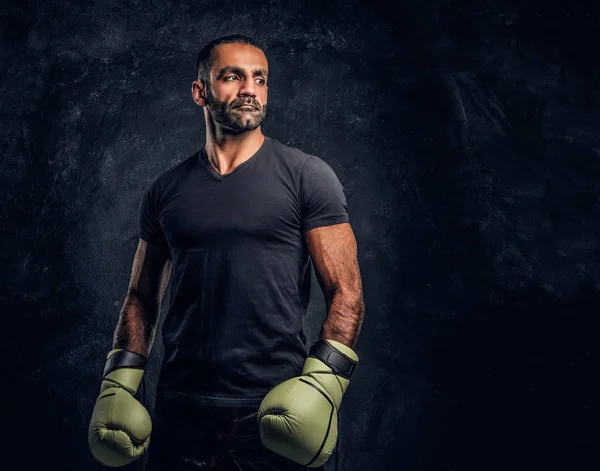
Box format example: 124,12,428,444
266,136,338,185
266,137,315,169
269,137,341,179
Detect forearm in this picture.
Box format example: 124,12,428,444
320,289,365,348
112,290,160,357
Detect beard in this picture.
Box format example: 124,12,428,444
205,85,267,133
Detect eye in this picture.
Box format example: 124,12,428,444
256,78,266,85
225,75,238,81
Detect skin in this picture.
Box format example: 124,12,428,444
112,240,171,356
308,223,365,348
112,42,364,357
191,42,269,175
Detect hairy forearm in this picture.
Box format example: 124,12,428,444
321,289,365,348
112,290,159,357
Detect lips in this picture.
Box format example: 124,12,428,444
236,104,258,110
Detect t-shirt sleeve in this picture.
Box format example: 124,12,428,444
300,156,350,232
139,178,168,247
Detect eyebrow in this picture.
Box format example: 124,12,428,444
216,66,268,79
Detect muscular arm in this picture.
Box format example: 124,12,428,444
305,223,365,348
112,239,172,357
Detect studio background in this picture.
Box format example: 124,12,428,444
1,0,598,470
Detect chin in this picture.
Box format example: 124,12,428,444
233,118,264,131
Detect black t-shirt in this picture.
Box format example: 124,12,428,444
139,135,349,407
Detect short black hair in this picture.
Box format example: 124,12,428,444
196,34,265,85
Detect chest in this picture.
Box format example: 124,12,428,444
160,175,302,249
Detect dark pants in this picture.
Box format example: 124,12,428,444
145,395,327,471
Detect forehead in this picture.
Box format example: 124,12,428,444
210,43,268,73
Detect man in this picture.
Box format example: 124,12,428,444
88,34,365,471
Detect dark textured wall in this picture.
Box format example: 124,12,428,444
1,0,598,470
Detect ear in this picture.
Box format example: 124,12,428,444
191,80,208,107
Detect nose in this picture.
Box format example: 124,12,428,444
238,77,257,97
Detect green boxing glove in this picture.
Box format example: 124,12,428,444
257,339,359,468
88,349,152,467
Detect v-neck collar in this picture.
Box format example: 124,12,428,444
199,136,270,181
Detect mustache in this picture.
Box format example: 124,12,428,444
232,101,260,109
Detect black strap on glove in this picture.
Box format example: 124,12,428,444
309,340,357,379
103,350,148,377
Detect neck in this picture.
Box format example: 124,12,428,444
203,122,265,175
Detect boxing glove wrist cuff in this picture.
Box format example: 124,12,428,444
103,349,147,377
309,340,357,379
